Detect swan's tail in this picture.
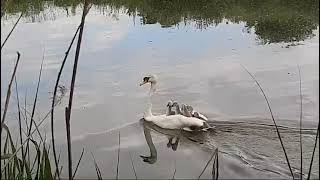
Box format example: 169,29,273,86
201,122,214,131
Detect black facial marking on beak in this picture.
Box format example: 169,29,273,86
143,76,150,83
140,155,151,163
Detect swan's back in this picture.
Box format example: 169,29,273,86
144,114,205,130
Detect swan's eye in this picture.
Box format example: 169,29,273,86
143,77,150,82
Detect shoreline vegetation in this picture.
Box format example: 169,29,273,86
1,0,319,44
1,0,319,179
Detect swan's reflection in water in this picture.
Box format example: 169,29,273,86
56,118,318,179
139,119,214,164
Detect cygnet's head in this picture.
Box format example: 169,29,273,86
180,104,186,110
172,101,179,107
193,112,200,117
139,74,158,86
167,100,173,107
186,105,193,112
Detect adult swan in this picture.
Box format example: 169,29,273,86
139,74,211,131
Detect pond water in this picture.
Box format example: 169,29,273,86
1,0,319,179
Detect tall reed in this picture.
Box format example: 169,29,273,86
1,13,22,50
64,0,90,179
116,131,121,180
298,65,303,180
197,148,219,179
1,52,20,136
51,23,81,180
241,65,294,178
51,4,92,177
307,121,319,180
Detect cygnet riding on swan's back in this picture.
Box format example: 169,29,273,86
166,100,176,115
140,74,211,131
172,101,208,121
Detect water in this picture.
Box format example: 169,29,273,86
1,0,319,179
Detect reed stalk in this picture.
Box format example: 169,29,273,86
14,77,26,176
1,13,23,50
298,65,303,180
64,1,90,179
51,24,81,180
129,152,137,180
307,121,319,180
198,148,219,179
72,148,85,179
116,131,121,180
51,4,92,177
1,52,20,137
241,65,294,179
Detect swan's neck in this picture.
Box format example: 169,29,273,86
143,123,157,160
144,82,157,118
144,101,153,118
166,106,172,115
149,82,156,96
175,105,182,114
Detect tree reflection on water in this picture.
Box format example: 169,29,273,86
2,0,319,44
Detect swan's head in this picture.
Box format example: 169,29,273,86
139,74,158,86
140,155,157,164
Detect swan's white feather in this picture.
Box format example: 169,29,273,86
144,114,205,130
197,112,208,121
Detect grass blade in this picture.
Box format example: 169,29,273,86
54,149,62,179
3,133,9,179
297,65,303,180
1,13,23,50
212,148,219,180
1,122,22,175
14,77,26,177
65,106,72,180
307,121,319,180
26,51,45,142
72,148,85,179
116,131,121,180
39,144,45,180
129,152,137,180
1,89,65,173
172,160,177,180
23,90,29,135
241,65,294,178
91,152,102,180
43,144,53,180
1,154,13,159
198,148,218,179
1,52,20,136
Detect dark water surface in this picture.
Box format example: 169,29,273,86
1,0,319,179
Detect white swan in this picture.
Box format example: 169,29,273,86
140,74,210,131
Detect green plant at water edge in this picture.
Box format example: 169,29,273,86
1,1,91,179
